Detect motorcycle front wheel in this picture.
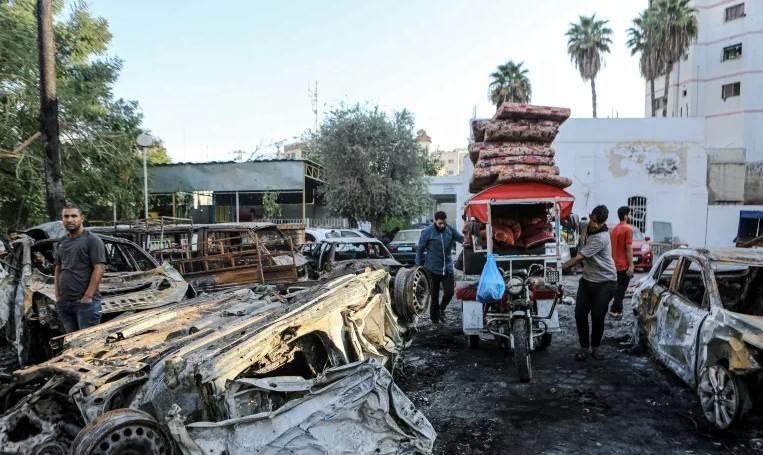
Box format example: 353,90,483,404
511,318,532,382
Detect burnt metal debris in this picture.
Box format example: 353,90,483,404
0,269,435,454
635,248,763,430
0,232,189,367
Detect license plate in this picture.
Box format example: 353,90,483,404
398,247,412,252
546,270,560,283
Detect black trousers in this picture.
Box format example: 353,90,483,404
575,278,616,349
610,271,631,314
430,272,455,322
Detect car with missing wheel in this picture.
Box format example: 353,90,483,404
634,248,763,430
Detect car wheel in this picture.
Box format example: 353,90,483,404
697,364,752,430
70,408,177,455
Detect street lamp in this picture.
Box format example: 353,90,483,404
136,134,155,221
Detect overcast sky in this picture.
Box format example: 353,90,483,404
86,0,648,162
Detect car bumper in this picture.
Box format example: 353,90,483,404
633,252,653,270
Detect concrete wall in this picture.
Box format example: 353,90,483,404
553,118,708,246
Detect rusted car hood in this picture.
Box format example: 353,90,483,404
722,311,763,349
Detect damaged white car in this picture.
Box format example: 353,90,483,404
0,269,435,454
635,248,763,430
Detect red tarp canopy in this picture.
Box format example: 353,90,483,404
464,182,574,223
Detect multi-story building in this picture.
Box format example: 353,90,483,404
646,0,763,203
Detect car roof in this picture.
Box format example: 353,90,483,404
662,247,763,266
322,238,384,244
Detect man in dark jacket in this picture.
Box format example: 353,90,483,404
416,211,464,324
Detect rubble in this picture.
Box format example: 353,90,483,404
0,232,189,366
0,269,434,454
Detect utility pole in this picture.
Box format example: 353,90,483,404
308,81,319,131
37,0,66,220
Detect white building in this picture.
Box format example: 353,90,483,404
646,0,763,204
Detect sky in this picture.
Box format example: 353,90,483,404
84,0,648,162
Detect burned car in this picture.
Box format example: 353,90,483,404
0,223,189,366
302,238,431,322
93,222,306,293
634,248,763,430
0,269,435,454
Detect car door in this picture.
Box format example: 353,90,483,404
654,257,711,385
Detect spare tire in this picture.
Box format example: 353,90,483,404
70,408,177,455
393,267,430,323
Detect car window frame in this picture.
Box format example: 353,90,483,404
672,257,710,311
653,255,680,289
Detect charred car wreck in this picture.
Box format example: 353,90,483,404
0,269,435,454
635,248,763,430
92,222,307,293
0,224,189,366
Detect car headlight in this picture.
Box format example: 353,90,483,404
508,277,523,295
641,243,651,253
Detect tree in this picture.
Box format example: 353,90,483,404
627,9,665,117
145,139,172,165
262,191,282,219
566,14,613,118
650,0,698,117
0,0,154,229
487,61,531,107
304,104,431,235
424,149,443,176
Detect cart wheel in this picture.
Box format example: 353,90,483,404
511,318,532,382
468,335,480,349
535,333,552,351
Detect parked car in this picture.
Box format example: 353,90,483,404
631,226,653,272
634,248,763,430
0,222,189,366
304,228,372,243
387,229,423,265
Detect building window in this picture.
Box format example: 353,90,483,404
721,82,741,100
722,43,742,61
628,196,647,233
725,3,745,22
682,89,687,97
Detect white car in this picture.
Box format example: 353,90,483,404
305,228,373,243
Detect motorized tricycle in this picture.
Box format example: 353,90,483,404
460,183,575,382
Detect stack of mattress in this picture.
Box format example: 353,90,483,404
469,103,572,193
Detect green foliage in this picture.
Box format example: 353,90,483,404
382,216,407,234
262,191,282,219
566,14,613,118
0,0,156,229
423,150,443,176
304,104,431,235
627,9,665,116
487,61,531,107
145,139,172,165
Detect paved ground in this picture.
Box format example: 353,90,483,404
395,274,763,455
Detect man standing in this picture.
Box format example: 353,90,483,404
416,211,463,325
55,203,106,333
609,206,634,319
562,205,617,361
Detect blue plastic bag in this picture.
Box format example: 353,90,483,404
477,254,505,303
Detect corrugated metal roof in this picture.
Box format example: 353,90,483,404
149,158,322,168
148,159,322,193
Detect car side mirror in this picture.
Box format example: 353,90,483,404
645,236,651,242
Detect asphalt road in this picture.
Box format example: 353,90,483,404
395,274,763,455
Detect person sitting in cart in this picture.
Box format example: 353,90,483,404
416,211,464,325
561,205,617,361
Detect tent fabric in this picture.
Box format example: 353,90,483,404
740,210,763,220
464,183,574,223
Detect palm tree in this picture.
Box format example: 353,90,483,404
487,61,531,107
627,9,665,117
566,14,613,118
650,0,698,117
